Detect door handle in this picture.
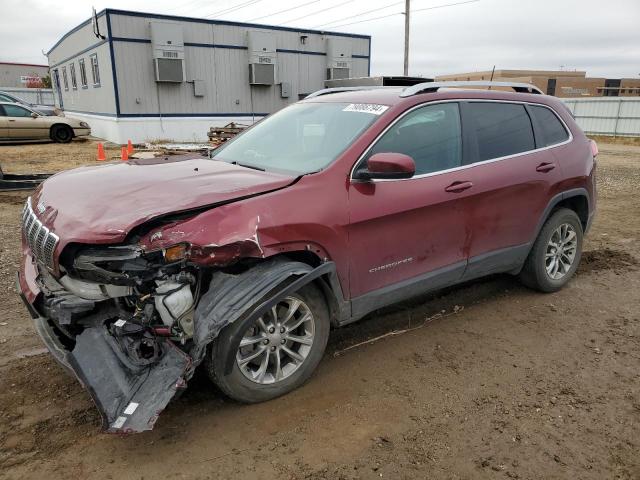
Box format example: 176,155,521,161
536,162,556,173
8,119,16,122
444,181,473,193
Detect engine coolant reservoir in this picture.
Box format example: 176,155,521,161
154,281,194,334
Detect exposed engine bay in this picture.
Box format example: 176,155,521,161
24,237,323,433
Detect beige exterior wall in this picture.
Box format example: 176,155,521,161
435,69,639,98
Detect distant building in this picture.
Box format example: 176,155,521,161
0,62,49,88
435,69,640,98
47,8,371,143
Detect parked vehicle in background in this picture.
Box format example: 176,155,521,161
0,102,90,143
17,81,596,433
0,90,62,116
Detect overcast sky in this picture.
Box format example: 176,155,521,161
2,0,639,78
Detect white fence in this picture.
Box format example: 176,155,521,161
1,87,55,106
562,97,640,137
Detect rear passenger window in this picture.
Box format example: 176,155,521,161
529,105,570,146
467,103,535,161
366,103,462,175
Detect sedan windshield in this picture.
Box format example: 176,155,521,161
213,102,382,175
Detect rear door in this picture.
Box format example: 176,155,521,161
0,106,8,139
348,102,474,306
459,101,566,278
3,104,47,139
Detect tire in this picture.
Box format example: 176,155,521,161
51,125,73,143
206,282,330,403
519,208,583,292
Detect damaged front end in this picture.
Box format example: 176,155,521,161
23,240,199,433
18,197,328,434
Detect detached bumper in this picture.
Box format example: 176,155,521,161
17,268,191,434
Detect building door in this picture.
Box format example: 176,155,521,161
53,69,63,109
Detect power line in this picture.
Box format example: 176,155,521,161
326,0,479,29
164,0,210,15
280,0,356,26
313,1,404,29
246,0,321,23
204,0,262,19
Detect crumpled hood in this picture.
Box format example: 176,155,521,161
33,154,295,245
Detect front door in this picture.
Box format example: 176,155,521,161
4,104,47,139
348,102,475,313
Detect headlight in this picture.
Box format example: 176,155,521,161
163,243,189,263
79,121,90,128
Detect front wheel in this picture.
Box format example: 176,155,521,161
519,208,583,292
206,283,330,403
51,125,73,143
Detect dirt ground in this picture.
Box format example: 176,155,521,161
0,140,638,480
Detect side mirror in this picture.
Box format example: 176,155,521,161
30,112,39,118
354,152,416,181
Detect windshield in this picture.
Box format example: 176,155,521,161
213,102,383,174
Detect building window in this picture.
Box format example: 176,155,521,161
90,53,101,86
70,63,77,90
62,67,69,91
79,58,88,88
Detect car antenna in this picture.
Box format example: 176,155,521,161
488,65,496,89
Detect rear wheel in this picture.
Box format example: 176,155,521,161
206,283,330,403
519,208,583,292
51,125,73,143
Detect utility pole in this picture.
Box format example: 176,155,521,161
403,0,410,76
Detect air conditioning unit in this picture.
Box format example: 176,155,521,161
247,31,276,85
326,38,352,81
150,22,185,83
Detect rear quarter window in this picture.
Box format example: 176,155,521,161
529,105,570,146
467,102,535,161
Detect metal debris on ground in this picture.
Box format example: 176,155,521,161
207,122,249,147
143,142,217,156
0,164,52,191
333,306,465,357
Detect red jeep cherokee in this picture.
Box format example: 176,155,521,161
18,81,597,433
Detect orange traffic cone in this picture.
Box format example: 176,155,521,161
121,146,128,161
97,142,106,161
127,139,134,155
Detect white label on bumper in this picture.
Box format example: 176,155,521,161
123,402,139,415
112,416,127,429
114,319,126,327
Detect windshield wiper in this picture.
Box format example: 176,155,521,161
233,162,265,172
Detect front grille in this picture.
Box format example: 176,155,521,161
22,197,59,269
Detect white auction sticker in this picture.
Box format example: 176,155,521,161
343,104,389,115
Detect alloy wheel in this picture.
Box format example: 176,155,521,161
545,223,578,280
236,296,315,384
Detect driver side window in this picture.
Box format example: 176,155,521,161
364,103,462,176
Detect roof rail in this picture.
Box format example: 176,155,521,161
400,81,544,97
305,86,394,99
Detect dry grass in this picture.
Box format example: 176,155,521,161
588,134,640,146
0,138,122,174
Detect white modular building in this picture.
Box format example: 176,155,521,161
47,8,372,143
